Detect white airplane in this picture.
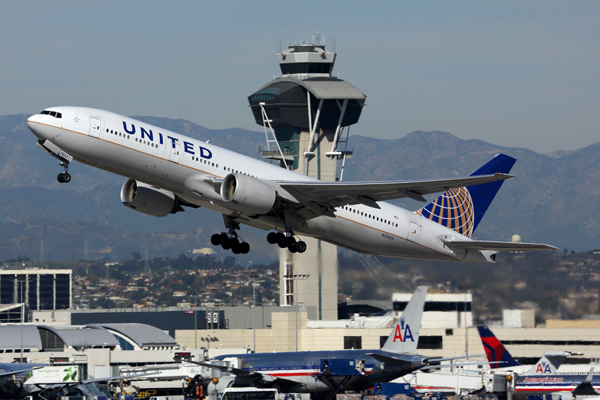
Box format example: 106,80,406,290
26,107,557,260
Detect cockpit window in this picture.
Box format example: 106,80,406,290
40,110,62,119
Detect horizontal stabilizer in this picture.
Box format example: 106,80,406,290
366,353,411,365
441,238,558,252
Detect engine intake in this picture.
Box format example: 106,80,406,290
120,179,183,217
220,173,278,215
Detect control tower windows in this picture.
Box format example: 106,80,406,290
280,62,333,75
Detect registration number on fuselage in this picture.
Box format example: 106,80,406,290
382,233,394,240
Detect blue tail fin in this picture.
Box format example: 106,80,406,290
477,325,521,369
416,153,516,238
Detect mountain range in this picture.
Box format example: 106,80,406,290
1,113,598,262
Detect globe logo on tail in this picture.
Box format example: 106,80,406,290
416,187,475,238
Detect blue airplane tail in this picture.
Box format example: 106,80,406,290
477,325,520,369
416,153,516,238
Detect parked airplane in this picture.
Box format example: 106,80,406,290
476,326,600,395
194,287,481,399
27,107,557,259
477,326,574,375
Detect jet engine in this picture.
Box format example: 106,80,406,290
120,179,183,217
220,173,278,215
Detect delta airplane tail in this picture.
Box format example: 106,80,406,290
417,153,516,238
477,325,520,369
381,286,428,354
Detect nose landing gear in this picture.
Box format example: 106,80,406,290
57,161,71,183
267,231,306,253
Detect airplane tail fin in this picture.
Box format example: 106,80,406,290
572,368,598,396
416,153,516,238
381,286,428,355
523,352,571,375
477,325,520,369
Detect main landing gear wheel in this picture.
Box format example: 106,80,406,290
57,172,71,183
211,232,250,254
266,231,306,253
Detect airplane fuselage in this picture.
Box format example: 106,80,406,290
214,350,426,395
27,106,490,262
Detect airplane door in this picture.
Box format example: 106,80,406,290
89,117,101,138
408,221,419,242
169,143,181,163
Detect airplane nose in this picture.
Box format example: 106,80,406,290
27,114,45,139
27,114,40,130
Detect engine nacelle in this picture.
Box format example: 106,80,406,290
220,173,278,215
120,179,182,217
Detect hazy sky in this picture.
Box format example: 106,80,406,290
2,1,599,153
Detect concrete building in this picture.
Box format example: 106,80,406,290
175,310,600,364
0,269,72,311
393,292,473,329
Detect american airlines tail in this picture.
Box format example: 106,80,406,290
522,352,572,375
380,286,428,355
417,153,516,238
477,325,520,369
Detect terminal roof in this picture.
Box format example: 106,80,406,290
89,323,178,348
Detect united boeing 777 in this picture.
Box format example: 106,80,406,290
27,107,557,260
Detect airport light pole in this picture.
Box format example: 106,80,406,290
250,274,259,353
284,274,309,352
14,276,32,363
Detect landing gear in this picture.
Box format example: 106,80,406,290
266,231,306,253
211,232,251,254
57,160,71,183
57,172,71,183
211,217,250,254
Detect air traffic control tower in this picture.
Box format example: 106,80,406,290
248,36,366,320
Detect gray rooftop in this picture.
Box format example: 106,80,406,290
40,326,119,348
0,325,43,350
274,78,366,100
89,323,178,347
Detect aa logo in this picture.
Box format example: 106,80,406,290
536,362,551,374
393,317,414,343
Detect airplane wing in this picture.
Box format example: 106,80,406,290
189,361,297,385
441,238,559,251
0,366,41,378
421,361,505,370
81,372,152,384
279,173,514,210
